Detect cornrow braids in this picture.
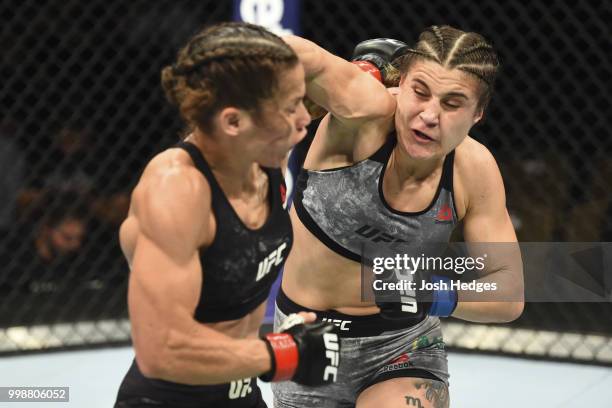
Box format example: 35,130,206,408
397,25,500,110
174,36,296,76
430,25,446,57
454,43,494,60
161,22,299,133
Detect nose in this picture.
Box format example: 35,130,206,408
297,100,311,129
419,102,440,127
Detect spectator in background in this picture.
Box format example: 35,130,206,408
0,119,26,234
48,124,130,232
42,124,95,193
19,192,88,295
18,123,94,217
18,122,129,240
0,191,91,324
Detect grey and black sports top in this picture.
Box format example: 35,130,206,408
293,133,457,263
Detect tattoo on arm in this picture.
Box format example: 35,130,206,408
414,380,449,408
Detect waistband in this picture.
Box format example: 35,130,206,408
276,288,426,338
118,360,261,406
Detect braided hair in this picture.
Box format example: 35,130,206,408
387,25,500,111
161,22,299,133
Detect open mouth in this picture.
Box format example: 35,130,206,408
413,129,434,142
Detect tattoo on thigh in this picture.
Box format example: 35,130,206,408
414,380,449,408
405,396,424,407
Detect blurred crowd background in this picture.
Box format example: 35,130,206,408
0,0,610,363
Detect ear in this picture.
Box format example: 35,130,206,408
472,108,484,125
217,107,251,137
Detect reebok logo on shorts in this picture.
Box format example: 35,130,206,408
380,353,412,373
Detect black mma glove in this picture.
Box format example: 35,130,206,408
260,314,340,386
351,38,408,85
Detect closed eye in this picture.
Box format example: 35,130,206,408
444,101,461,109
286,96,305,114
414,88,428,98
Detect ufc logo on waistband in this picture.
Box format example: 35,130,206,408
323,333,340,382
321,318,352,331
228,378,252,399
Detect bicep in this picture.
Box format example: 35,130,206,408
462,154,517,244
127,166,210,366
128,229,203,367
462,197,516,243
461,156,520,278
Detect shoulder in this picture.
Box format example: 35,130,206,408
131,148,212,252
453,137,506,217
454,137,499,177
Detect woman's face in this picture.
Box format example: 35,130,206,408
247,63,311,168
395,60,484,160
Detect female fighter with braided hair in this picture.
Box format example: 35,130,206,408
274,25,524,407
114,22,340,408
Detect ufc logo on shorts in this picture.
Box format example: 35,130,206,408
256,242,287,281
321,318,352,331
323,333,340,382
228,377,252,400
393,268,418,313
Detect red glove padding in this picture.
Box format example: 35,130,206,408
351,38,408,86
260,314,340,386
352,60,382,82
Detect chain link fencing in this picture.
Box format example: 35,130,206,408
0,0,610,365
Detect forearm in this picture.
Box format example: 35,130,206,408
452,301,524,323
139,325,271,385
451,269,524,323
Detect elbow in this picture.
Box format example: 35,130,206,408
134,333,177,381
503,279,525,322
135,344,174,380
498,301,524,323
497,272,524,322
136,352,165,379
136,328,210,385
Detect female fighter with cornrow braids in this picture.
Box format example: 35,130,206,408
114,22,340,408
274,26,524,407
